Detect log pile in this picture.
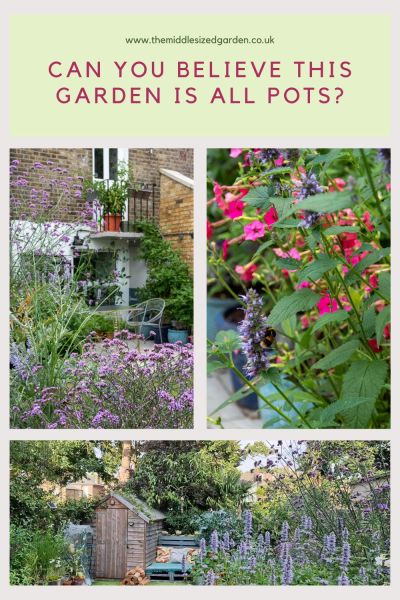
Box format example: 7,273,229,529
122,566,149,585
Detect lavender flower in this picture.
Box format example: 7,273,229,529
296,171,324,229
282,556,293,585
378,149,390,174
264,531,271,547
359,566,368,584
199,537,207,561
259,148,281,164
205,569,216,585
210,530,219,554
247,555,257,574
238,289,272,378
341,541,351,570
338,571,350,585
243,509,253,538
281,521,289,543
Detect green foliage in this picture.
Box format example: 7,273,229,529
195,509,243,541
268,289,320,326
90,162,132,216
136,221,193,327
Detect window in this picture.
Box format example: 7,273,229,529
93,148,128,182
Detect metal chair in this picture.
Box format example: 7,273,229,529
127,298,165,342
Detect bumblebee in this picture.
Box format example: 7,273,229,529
260,327,276,349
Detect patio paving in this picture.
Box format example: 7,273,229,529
208,370,263,429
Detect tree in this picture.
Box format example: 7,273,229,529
118,441,133,484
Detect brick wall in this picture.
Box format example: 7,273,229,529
159,172,193,268
10,148,92,222
128,148,193,222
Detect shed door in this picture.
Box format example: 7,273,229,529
96,508,127,579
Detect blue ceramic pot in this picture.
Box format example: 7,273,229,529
168,328,189,344
207,297,239,341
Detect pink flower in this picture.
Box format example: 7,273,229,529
297,281,311,289
275,154,284,166
224,198,245,219
328,178,346,192
264,206,279,229
317,294,339,315
207,220,213,240
230,148,243,158
244,220,265,241
213,181,225,209
288,248,301,260
300,315,310,329
235,264,257,281
369,273,378,288
368,338,382,353
362,211,374,232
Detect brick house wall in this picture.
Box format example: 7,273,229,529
10,148,92,222
128,148,193,222
159,170,193,268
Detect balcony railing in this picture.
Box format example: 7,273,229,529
88,181,156,232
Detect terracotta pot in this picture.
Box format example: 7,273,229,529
104,214,122,232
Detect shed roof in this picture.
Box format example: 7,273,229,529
98,492,165,523
159,168,194,189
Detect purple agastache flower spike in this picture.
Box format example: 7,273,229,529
238,289,272,378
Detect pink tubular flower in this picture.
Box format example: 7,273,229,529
224,198,245,219
213,181,225,209
244,220,265,241
275,154,284,166
328,178,346,192
317,294,339,315
362,211,374,232
235,264,257,282
264,206,279,229
207,220,213,240
230,148,243,158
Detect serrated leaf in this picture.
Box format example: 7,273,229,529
324,225,359,235
207,359,227,374
308,149,343,168
312,338,360,370
273,197,296,220
362,305,377,338
340,360,388,427
378,271,390,299
315,397,371,426
298,256,338,282
214,329,241,352
311,309,350,333
245,186,274,209
262,166,292,177
276,257,302,271
299,190,355,213
269,289,320,326
376,305,390,345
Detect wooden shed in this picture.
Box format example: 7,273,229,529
92,492,165,579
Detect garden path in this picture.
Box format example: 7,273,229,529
208,371,263,429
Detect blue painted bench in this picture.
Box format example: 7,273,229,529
146,535,198,582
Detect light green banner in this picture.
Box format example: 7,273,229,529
10,14,390,136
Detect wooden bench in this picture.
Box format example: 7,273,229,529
146,535,198,582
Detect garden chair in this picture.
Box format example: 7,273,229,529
127,298,165,343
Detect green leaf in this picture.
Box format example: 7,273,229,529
275,258,302,271
311,309,350,333
324,225,359,235
273,197,296,220
378,271,390,298
262,166,292,177
308,149,343,168
268,289,320,327
362,305,377,338
214,329,241,353
254,240,274,256
340,360,388,427
345,248,391,283
312,338,360,370
299,190,355,213
315,397,371,427
207,359,227,374
376,305,390,345
209,384,254,416
245,186,274,209
298,256,338,282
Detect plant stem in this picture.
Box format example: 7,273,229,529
360,149,390,235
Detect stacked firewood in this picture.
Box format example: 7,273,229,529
122,566,149,585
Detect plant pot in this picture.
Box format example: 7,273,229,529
207,296,239,341
104,214,122,232
168,328,189,344
140,323,169,343
215,305,258,411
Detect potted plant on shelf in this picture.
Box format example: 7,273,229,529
92,163,131,232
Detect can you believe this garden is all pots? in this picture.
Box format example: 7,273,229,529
207,148,390,429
